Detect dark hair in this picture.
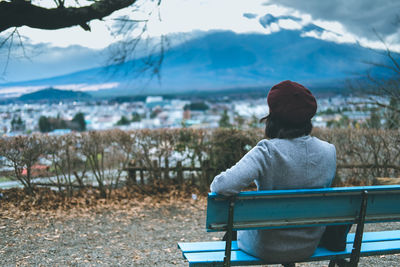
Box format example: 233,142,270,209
260,115,312,139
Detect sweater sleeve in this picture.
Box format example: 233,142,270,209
210,143,269,196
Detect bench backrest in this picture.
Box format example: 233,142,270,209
206,185,400,232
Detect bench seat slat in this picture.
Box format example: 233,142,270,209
183,240,400,266
184,250,259,267
178,230,400,254
347,230,400,243
178,241,239,254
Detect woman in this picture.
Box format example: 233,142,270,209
210,80,337,265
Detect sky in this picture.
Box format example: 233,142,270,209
14,0,400,50
1,0,400,82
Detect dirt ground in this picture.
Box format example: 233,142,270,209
1,189,400,267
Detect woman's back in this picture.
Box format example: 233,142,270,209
234,136,336,263
257,135,336,190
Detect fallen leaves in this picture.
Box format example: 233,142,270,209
0,183,214,266
0,183,207,222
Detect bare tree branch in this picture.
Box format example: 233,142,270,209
362,60,400,75
1,28,17,76
372,28,400,74
105,1,168,80
0,27,16,48
0,0,167,81
112,18,148,23
14,28,29,59
0,0,139,33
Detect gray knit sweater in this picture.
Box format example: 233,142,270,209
210,135,336,263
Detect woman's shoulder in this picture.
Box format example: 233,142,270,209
309,136,336,150
257,136,335,151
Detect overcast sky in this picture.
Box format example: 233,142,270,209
1,0,400,82
11,0,400,50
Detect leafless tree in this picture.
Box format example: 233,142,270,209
347,31,400,128
0,0,144,33
0,0,166,78
0,135,44,194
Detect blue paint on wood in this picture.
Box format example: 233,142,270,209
207,186,400,231
347,230,400,243
178,241,239,253
178,230,400,255
208,185,400,199
185,250,260,266
183,240,400,266
179,186,400,266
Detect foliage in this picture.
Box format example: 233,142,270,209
72,112,86,131
210,128,257,176
38,116,51,132
366,109,382,129
11,116,25,132
313,128,400,185
0,128,399,197
219,109,232,128
38,115,85,132
116,116,130,126
384,97,400,129
0,135,44,194
319,108,336,115
348,41,400,128
131,112,142,122
327,115,351,129
46,134,87,196
184,102,209,111
233,113,245,129
248,114,262,128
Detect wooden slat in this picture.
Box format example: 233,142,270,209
184,250,260,267
207,186,400,231
178,230,400,255
178,241,239,254
312,240,400,260
347,230,400,243
208,185,400,199
183,240,400,266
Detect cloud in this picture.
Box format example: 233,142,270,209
259,14,279,28
56,83,119,91
243,13,258,19
302,24,325,34
268,0,400,45
259,14,302,28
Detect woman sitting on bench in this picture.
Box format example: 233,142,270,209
210,80,337,266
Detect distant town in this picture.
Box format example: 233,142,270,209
0,93,390,136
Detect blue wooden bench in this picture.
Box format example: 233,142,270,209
178,185,400,267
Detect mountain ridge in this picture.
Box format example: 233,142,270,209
18,88,91,102
0,29,391,98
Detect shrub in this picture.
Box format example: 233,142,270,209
0,128,399,197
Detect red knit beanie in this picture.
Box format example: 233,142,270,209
267,80,317,125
